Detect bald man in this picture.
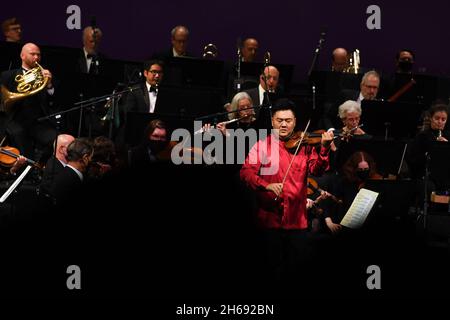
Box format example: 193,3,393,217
1,42,57,160
39,134,75,196
241,38,259,62
331,48,349,72
244,65,280,107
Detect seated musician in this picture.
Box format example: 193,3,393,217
321,71,380,130
407,103,449,179
333,100,371,145
325,151,382,234
203,92,257,136
128,119,170,166
125,60,164,114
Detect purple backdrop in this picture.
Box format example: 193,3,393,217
3,0,450,81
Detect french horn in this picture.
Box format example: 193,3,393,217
1,62,49,112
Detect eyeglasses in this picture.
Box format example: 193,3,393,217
149,70,163,75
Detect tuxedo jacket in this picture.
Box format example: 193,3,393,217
39,156,65,195
125,83,161,114
50,166,83,205
77,50,107,74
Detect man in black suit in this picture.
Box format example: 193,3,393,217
1,42,57,159
39,134,75,196
78,26,104,74
50,138,93,205
244,65,281,129
125,60,164,114
152,25,194,62
244,65,280,107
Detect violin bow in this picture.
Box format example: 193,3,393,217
275,119,311,201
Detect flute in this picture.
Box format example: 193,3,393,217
194,115,250,135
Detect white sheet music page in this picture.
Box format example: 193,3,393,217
340,188,379,229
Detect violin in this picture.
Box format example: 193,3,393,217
307,177,342,205
285,130,327,149
285,125,364,150
0,146,41,169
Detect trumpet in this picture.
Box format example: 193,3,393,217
1,62,49,112
344,49,360,74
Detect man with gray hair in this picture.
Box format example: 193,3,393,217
79,26,104,74
337,100,369,138
320,70,380,130
152,25,194,61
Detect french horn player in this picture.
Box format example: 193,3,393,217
0,42,57,159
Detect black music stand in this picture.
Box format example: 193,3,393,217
429,142,450,193
156,85,223,119
361,100,425,140
310,70,363,100
162,57,225,89
364,179,416,220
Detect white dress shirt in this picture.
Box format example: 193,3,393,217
146,82,157,113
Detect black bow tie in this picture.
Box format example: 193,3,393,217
87,54,96,59
149,86,157,93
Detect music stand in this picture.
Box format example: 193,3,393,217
361,100,425,140
156,85,223,119
162,57,225,89
364,179,416,220
429,142,450,192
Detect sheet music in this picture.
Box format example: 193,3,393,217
0,165,32,203
340,188,379,229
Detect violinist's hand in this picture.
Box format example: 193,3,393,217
321,130,334,148
266,183,283,197
10,156,27,174
437,136,448,142
325,217,342,235
306,198,315,210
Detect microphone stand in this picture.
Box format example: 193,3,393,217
261,52,273,119
307,28,327,80
423,152,431,230
307,28,326,114
235,39,242,93
37,86,137,132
